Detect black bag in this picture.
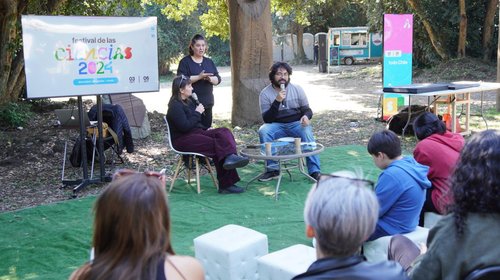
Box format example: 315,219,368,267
69,138,93,167
387,105,428,135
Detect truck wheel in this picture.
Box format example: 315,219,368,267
344,57,354,65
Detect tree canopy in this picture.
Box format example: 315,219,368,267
0,0,498,106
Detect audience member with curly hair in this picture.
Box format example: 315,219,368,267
388,129,500,279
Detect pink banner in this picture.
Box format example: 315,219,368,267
384,14,413,54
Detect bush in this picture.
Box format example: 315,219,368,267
0,102,34,128
207,37,230,66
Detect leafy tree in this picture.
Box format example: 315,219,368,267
144,3,199,75
271,0,326,63
0,0,141,105
150,0,230,38
480,0,497,61
362,0,498,65
305,1,368,34
152,0,273,126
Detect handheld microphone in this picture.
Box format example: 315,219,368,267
280,84,286,107
192,92,205,115
191,92,201,105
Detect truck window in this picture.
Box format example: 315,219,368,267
334,35,340,46
341,34,351,46
351,33,367,46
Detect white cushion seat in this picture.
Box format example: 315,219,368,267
194,224,268,280
257,244,317,280
362,226,429,263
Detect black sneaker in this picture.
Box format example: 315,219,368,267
310,172,321,181
258,171,280,182
223,154,249,170
218,185,245,194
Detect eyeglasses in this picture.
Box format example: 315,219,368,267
112,168,166,184
178,75,188,90
316,173,374,189
275,72,289,77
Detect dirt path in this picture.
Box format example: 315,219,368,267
137,64,383,119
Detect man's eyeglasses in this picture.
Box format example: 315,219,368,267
112,168,166,184
316,173,374,189
178,75,188,89
275,72,289,78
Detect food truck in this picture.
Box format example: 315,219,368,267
327,26,382,66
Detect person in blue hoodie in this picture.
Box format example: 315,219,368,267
366,130,431,241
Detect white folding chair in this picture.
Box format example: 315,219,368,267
163,116,218,193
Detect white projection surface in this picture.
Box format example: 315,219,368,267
22,16,159,98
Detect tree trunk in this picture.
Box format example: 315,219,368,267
457,0,467,57
0,0,65,104
295,24,306,63
407,0,449,60
227,0,273,126
0,0,22,104
482,0,497,61
7,52,25,100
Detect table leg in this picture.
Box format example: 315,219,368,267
245,166,267,190
401,97,412,138
479,92,488,129
274,172,283,200
298,157,317,182
465,92,470,133
451,94,457,133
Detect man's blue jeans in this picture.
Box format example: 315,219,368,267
258,121,321,174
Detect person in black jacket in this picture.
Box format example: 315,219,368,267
166,75,248,194
293,171,408,280
177,34,221,129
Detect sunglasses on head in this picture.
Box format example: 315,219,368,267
178,75,188,90
316,173,374,189
112,168,166,184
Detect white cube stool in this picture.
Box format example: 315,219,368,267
424,212,444,229
194,224,268,280
363,226,429,263
257,244,317,280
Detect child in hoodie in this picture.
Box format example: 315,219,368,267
413,112,464,220
367,130,431,241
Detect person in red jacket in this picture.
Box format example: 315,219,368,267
413,112,464,223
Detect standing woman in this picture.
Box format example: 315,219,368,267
177,34,221,129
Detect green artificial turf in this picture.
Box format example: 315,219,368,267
0,145,380,279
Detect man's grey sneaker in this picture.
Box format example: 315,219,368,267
258,171,280,182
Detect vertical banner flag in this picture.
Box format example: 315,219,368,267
21,16,159,99
382,14,413,120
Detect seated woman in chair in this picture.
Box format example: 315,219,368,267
166,75,249,194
